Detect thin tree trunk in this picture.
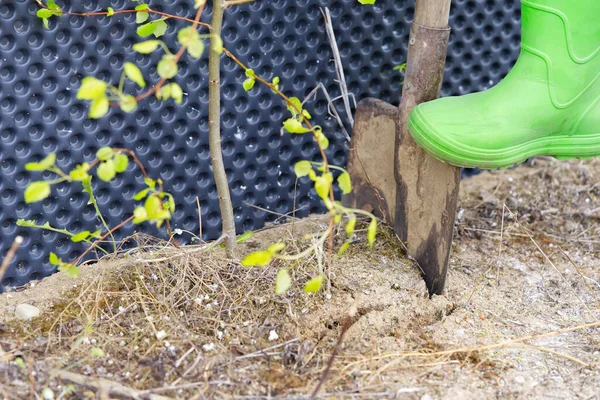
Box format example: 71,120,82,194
208,0,236,257
394,0,460,295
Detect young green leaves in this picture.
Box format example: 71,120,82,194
156,83,184,104
76,77,109,119
241,242,286,267
49,252,79,278
131,178,175,228
36,0,63,29
243,69,256,91
24,153,58,203
76,61,147,118
24,181,51,204
96,147,129,182
178,27,205,59
157,55,178,79
134,4,168,38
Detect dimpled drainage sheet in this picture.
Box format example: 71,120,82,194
0,0,521,289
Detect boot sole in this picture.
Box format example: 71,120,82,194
408,106,600,169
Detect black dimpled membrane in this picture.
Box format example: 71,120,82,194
0,0,521,289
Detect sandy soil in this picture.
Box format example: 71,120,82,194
1,158,599,399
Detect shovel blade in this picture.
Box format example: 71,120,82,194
342,98,398,224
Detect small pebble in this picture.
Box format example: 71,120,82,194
15,304,41,320
42,388,54,400
155,330,167,340
268,330,279,341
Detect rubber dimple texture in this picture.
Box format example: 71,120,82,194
0,0,520,289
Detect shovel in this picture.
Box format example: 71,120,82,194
343,0,461,296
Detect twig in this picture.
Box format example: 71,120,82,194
135,234,228,263
302,83,350,141
320,8,354,127
0,236,23,283
518,343,590,367
52,369,174,400
310,303,358,399
196,196,203,241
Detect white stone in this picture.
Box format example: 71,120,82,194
155,330,167,340
42,388,54,400
268,330,279,341
15,304,41,320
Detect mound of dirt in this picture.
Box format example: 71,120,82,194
1,158,599,399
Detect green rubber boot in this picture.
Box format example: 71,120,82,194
408,0,600,169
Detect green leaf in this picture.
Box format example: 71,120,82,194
194,0,206,8
144,195,162,218
152,20,168,38
136,11,149,24
144,177,156,189
314,173,333,200
170,83,183,104
134,4,149,24
286,97,303,116
107,7,115,16
59,264,80,278
97,159,116,182
245,69,255,77
178,27,204,59
133,188,149,201
77,77,107,100
393,63,407,72
315,128,329,149
133,206,148,224
49,252,60,265
177,27,198,45
275,269,291,295
124,62,146,88
71,231,91,243
337,241,350,256
47,0,61,11
96,147,114,161
89,96,109,119
25,153,56,171
212,35,223,54
114,153,129,173
302,109,312,120
267,242,285,255
156,84,171,101
241,251,271,267
358,0,376,4
283,118,310,134
137,22,157,37
132,40,162,54
42,17,49,29
90,348,105,357
25,181,51,203
236,231,254,243
294,161,312,178
367,219,377,247
37,9,54,19
120,94,137,113
304,275,323,293
345,216,356,236
272,76,280,91
243,77,255,91
337,171,352,195
157,55,178,79
188,40,204,59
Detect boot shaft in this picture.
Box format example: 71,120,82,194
520,0,600,106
